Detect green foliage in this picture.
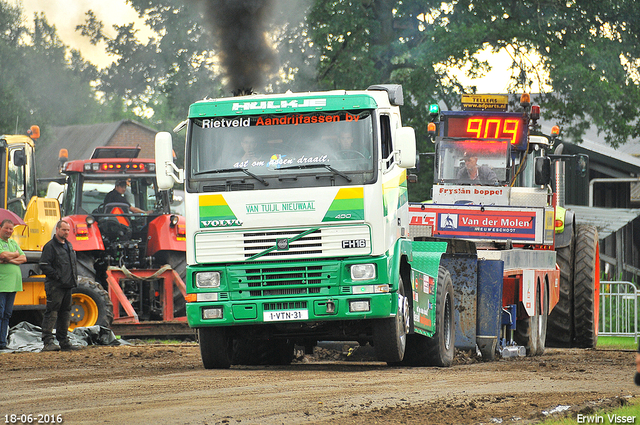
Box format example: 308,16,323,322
0,2,101,135
3,0,640,198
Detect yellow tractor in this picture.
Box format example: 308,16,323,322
1,126,112,330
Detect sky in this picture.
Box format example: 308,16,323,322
12,0,520,93
13,0,154,69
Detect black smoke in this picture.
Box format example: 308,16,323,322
201,0,277,95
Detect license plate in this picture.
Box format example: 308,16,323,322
263,309,308,322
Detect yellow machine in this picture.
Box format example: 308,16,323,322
1,126,108,329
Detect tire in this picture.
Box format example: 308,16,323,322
546,242,574,347
70,276,114,330
573,224,599,348
514,288,539,357
76,252,97,281
535,282,549,356
401,266,455,367
162,251,187,317
199,327,232,369
373,276,409,363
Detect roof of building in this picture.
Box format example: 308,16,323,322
568,204,640,239
36,120,157,181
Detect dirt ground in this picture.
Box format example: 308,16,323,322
0,342,637,425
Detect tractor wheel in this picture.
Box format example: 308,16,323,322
165,251,187,317
70,276,114,330
76,253,97,281
546,242,574,347
573,224,600,348
373,276,409,363
401,266,455,367
199,327,232,369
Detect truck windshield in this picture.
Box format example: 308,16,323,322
62,175,159,215
435,138,510,185
187,110,376,191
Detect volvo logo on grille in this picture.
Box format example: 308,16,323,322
276,238,289,250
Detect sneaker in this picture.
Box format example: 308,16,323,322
41,342,61,352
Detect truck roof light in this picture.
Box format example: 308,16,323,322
427,122,437,135
520,93,531,107
551,125,560,136
428,104,440,116
58,149,68,161
530,105,540,121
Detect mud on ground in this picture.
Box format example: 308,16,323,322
0,343,636,424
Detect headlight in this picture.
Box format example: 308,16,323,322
350,264,376,281
196,271,220,288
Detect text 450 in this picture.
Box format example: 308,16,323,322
5,414,63,424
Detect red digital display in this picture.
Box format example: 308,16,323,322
446,115,525,147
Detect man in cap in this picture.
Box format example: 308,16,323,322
457,152,498,182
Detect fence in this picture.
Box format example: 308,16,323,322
599,280,638,342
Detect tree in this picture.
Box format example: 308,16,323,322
0,1,101,136
306,0,640,200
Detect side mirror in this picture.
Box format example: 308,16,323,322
13,149,26,167
575,154,588,178
534,156,551,186
395,127,416,168
155,132,183,190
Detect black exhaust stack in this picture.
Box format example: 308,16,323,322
201,0,276,95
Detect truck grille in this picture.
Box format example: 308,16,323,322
195,225,371,263
228,262,340,299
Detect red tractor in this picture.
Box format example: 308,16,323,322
57,146,187,333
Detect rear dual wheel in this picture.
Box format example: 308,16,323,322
514,280,548,356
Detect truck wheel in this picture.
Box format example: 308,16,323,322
402,266,455,367
535,283,549,356
573,224,599,348
199,327,232,369
70,277,114,330
373,276,409,363
514,291,540,356
546,242,574,347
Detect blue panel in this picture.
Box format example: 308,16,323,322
440,254,478,350
476,259,504,339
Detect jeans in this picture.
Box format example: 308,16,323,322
41,285,72,344
0,292,16,348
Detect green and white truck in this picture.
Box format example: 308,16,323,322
155,85,456,369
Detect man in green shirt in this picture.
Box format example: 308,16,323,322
0,219,26,349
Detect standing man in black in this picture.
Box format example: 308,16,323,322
39,220,81,351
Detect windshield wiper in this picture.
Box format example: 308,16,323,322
279,164,352,182
194,168,269,186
